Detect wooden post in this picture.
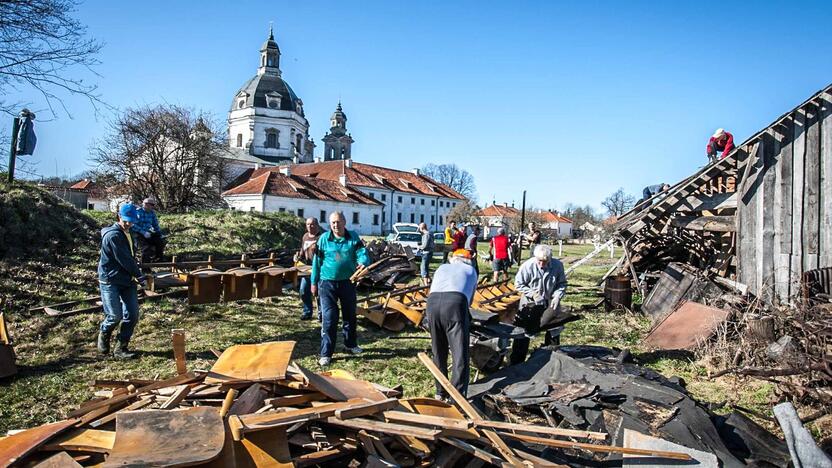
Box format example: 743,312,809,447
7,117,20,183
558,240,563,257
171,329,186,375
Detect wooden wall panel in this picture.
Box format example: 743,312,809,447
773,118,794,299
737,142,760,291
758,131,777,300
789,109,807,295
819,91,832,268
803,103,821,270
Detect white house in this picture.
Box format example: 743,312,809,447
475,204,520,239
68,179,111,211
222,166,384,236
539,211,573,239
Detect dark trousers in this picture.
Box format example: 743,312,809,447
427,292,471,398
137,233,166,263
509,304,562,365
298,276,320,319
319,279,358,358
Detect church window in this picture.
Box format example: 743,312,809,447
296,134,302,152
369,193,375,199
439,215,443,225
421,198,425,206
352,212,359,224
265,129,279,148
431,215,435,225
397,213,402,222
382,212,386,223
278,207,285,213
410,213,415,223
397,196,402,203
440,201,444,207
238,99,245,109
236,134,243,147
411,197,415,204
319,210,326,223
381,194,386,201
420,214,424,223
431,200,435,207
373,214,379,225
297,208,304,218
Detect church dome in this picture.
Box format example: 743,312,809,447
231,74,301,113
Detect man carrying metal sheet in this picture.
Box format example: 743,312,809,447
311,211,370,366
511,244,568,365
426,249,478,400
97,203,146,359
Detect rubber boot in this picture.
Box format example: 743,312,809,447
112,340,137,360
97,331,111,355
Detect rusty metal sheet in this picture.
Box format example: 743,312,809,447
188,268,224,305
206,341,295,384
643,301,731,351
0,419,77,466
103,407,224,467
223,267,256,302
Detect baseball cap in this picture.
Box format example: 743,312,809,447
119,203,139,223
452,249,472,259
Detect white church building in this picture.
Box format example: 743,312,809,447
222,28,466,234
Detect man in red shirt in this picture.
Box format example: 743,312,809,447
452,225,467,251
489,228,511,281
706,128,734,163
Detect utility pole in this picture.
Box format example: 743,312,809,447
519,190,526,261
7,117,20,183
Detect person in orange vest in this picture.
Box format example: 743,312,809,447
706,128,735,163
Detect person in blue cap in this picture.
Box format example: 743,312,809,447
97,203,146,359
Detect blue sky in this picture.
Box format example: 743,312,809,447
7,0,832,213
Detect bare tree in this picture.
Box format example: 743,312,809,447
0,0,104,117
446,199,479,224
91,104,229,212
601,188,635,217
421,163,477,201
562,203,600,227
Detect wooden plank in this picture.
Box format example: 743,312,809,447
474,419,607,441
324,417,442,440
791,108,807,294
172,329,186,375
679,192,737,212
440,437,513,468
159,385,190,409
821,91,832,268
67,372,201,418
264,392,326,408
670,215,735,232
737,142,761,291
206,341,295,384
773,116,794,300
33,451,83,467
334,398,398,420
42,428,115,453
229,400,365,440
803,102,821,270
416,352,523,466
294,363,387,402
229,383,269,416
0,419,78,466
383,410,474,431
760,130,778,302
501,432,692,461
88,396,155,428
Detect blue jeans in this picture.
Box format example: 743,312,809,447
319,279,358,358
299,276,319,318
99,282,140,343
420,252,432,278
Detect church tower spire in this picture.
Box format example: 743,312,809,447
322,102,354,161
258,24,281,76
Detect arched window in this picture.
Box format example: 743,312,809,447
295,134,303,153
236,134,243,147
238,99,245,109
265,129,278,149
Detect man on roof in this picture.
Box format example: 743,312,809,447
706,128,735,163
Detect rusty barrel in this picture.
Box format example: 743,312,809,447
604,275,632,311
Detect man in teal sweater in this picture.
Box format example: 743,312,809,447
311,211,370,366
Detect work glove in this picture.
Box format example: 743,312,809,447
143,231,151,239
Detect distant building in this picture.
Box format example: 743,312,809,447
221,28,467,233
69,179,111,211
223,166,383,235
539,211,573,239
475,203,520,238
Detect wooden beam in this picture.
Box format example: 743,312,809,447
474,419,606,441
334,398,399,420
671,215,736,232
382,410,473,431
416,352,524,466
171,329,186,375
501,432,692,461
324,417,442,440
440,437,513,468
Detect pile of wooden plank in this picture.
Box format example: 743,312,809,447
0,340,695,467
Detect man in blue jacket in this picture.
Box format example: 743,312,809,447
311,211,370,366
98,203,146,359
132,197,166,263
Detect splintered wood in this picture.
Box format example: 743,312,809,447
1,340,692,467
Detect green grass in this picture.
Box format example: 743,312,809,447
0,213,801,440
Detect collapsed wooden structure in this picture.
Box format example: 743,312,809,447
0,341,694,467
357,280,521,331
614,82,832,304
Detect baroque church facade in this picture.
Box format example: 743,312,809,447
222,29,465,235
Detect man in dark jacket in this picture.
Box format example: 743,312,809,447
296,217,322,320
98,203,145,359
418,222,434,286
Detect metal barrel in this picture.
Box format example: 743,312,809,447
604,275,632,312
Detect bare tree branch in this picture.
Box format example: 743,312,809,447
601,188,635,217
421,163,477,201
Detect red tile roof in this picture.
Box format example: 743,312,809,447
70,179,94,190
222,168,382,205
475,204,520,217
284,161,466,200
540,211,573,224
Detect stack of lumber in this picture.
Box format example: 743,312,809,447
0,341,693,467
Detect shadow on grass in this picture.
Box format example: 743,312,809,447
635,349,696,365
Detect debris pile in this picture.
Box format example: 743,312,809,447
0,341,705,467
468,345,793,467
357,239,419,288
